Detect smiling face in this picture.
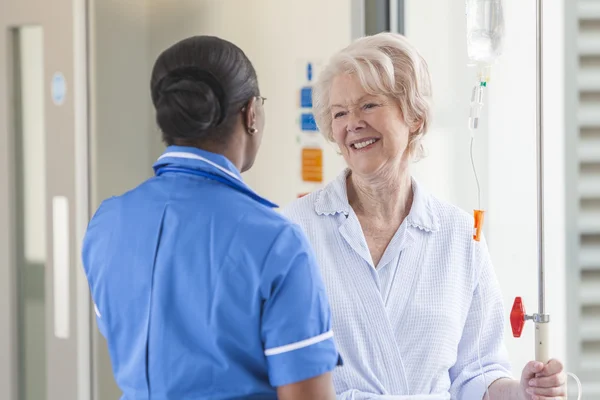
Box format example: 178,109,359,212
329,73,412,177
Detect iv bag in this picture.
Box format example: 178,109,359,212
466,0,505,65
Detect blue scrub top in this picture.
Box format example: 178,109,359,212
82,146,341,399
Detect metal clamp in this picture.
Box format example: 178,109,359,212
525,313,550,323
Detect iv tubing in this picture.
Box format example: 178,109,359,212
470,134,481,210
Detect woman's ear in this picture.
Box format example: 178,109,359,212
244,97,258,134
410,119,424,134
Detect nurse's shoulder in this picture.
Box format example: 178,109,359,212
226,191,317,270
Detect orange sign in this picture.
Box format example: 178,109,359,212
301,148,323,182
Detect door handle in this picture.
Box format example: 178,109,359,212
52,196,70,339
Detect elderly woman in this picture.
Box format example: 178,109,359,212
283,32,566,400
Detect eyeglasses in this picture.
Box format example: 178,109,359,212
241,96,267,111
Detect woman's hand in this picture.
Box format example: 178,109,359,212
519,359,567,400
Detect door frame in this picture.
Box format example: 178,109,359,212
0,2,20,396
0,0,92,399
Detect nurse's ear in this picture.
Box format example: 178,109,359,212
242,97,259,135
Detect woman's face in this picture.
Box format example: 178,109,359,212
329,73,412,177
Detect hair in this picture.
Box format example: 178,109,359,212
150,36,259,146
313,32,432,160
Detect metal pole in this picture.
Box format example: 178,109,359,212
509,0,550,365
536,0,546,315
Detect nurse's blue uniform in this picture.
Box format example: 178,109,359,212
82,145,341,399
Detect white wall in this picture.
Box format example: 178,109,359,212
406,0,567,374
148,0,350,206
405,0,489,214
90,0,154,206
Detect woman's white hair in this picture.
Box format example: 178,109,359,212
313,32,432,160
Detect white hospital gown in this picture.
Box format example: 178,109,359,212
282,170,513,400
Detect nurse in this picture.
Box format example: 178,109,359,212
82,35,340,400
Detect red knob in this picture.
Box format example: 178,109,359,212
510,297,526,338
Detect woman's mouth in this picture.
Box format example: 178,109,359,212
350,138,380,151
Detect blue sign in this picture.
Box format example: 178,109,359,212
300,87,312,108
301,113,318,131
51,72,66,105
307,63,313,82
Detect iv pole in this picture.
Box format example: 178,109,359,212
511,3,583,396
532,0,550,364
469,1,583,395
510,0,550,364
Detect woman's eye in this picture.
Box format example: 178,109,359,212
333,111,346,119
363,103,378,110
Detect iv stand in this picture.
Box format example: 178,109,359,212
510,0,550,364
533,0,550,364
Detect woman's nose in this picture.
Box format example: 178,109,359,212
346,112,366,132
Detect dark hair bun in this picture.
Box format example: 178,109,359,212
156,77,222,138
150,36,259,145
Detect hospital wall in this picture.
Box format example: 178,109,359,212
89,0,569,394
